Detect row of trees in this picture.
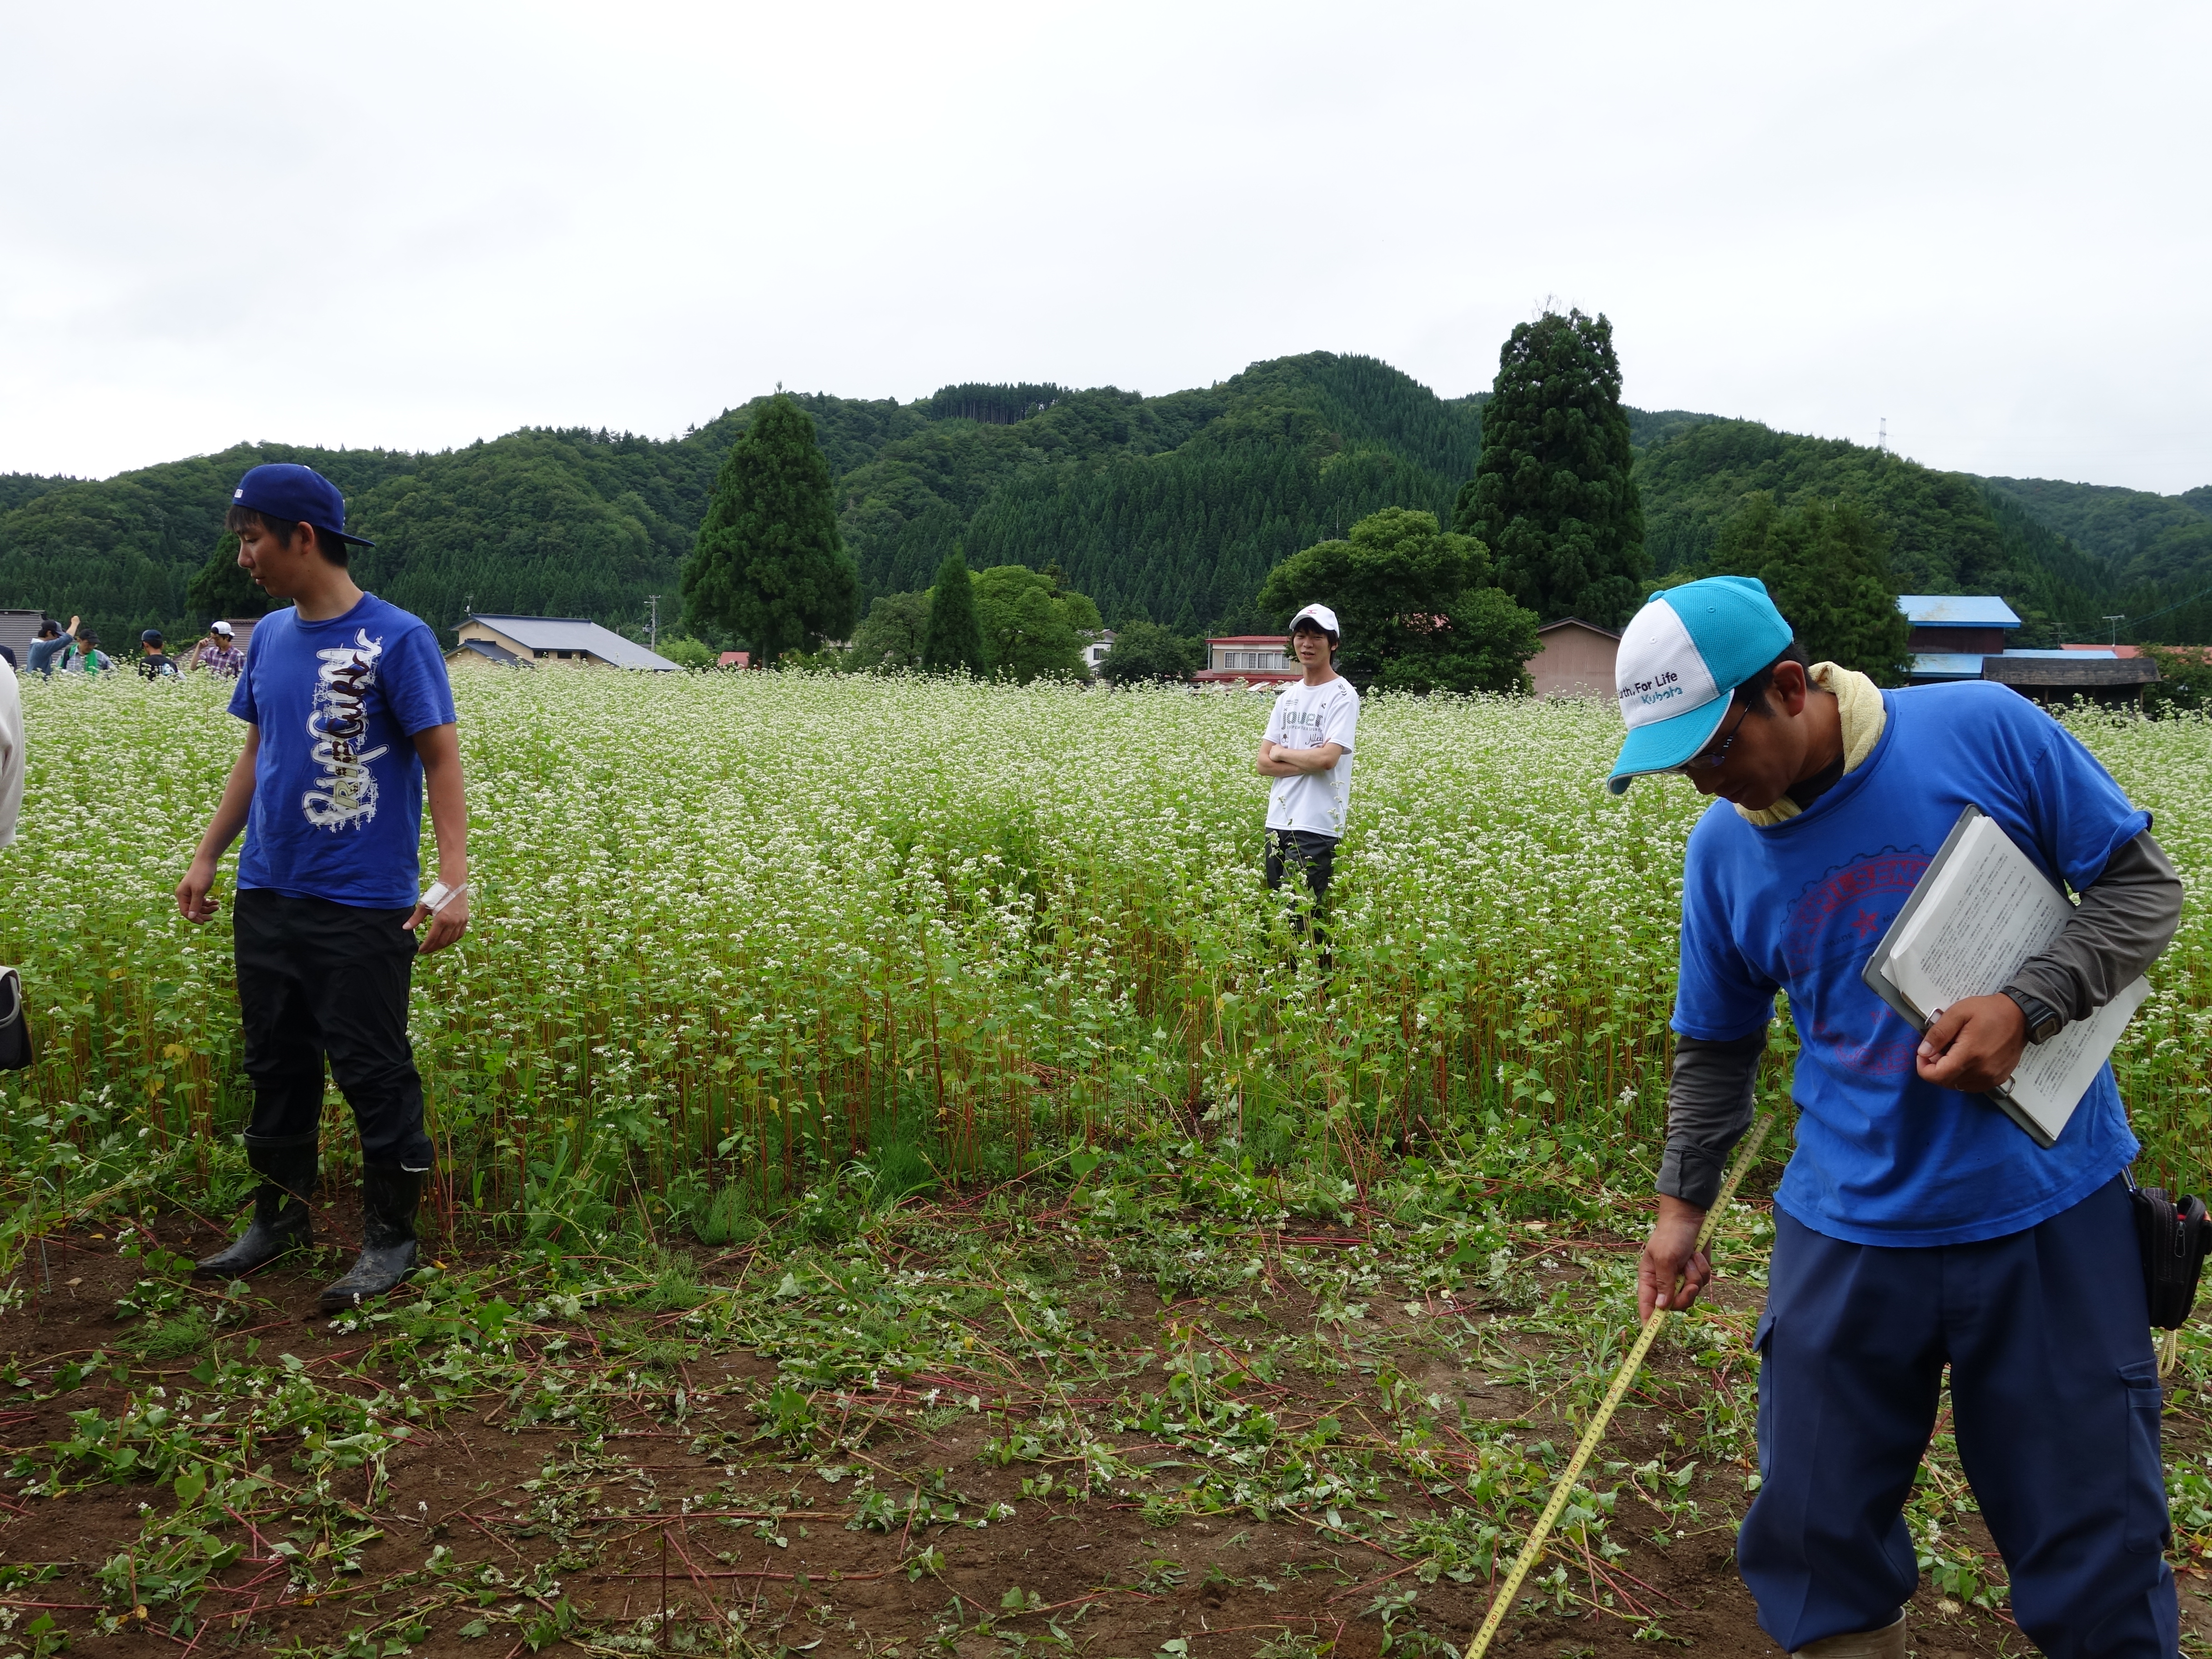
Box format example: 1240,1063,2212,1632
846,554,1106,681
670,311,1950,693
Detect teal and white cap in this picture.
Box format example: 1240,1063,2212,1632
1606,576,1796,795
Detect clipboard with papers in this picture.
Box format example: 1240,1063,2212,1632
1860,804,2150,1149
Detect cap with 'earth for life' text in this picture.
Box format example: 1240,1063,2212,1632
1606,576,1796,794
231,463,376,549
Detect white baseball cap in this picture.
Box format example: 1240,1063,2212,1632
1608,576,1797,794
1289,603,1341,639
209,620,235,636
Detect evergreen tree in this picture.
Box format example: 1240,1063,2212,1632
921,550,986,674
1705,494,1913,684
1258,508,1541,693
681,395,857,662
184,533,271,623
1455,310,1646,627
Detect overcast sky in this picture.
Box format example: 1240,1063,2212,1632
3,1,2206,493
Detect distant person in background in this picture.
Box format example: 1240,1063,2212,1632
26,618,77,678
138,629,180,681
67,632,111,675
186,620,245,679
177,462,469,1311
0,645,15,671
1254,602,1358,953
0,650,20,849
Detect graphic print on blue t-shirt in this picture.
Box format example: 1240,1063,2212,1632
229,594,457,909
1780,846,1931,1078
1670,680,2149,1248
302,629,389,830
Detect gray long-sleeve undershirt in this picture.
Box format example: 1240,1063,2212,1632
1657,829,2185,1209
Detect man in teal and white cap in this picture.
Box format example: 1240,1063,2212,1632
1617,576,2184,1659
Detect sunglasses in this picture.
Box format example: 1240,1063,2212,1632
1674,702,1750,775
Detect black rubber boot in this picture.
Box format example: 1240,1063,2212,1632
194,1137,317,1279
318,1165,426,1311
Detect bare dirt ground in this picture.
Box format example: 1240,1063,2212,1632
4,1179,2209,1659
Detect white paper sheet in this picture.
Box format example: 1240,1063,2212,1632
1876,811,2147,1143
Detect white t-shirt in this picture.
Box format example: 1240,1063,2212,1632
1263,674,1358,837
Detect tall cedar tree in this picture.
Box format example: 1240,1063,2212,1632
682,395,857,661
1258,508,1541,694
1705,494,1914,684
1455,310,1647,628
921,550,986,674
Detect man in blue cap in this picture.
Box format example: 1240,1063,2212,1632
1617,577,2183,1659
174,463,471,1311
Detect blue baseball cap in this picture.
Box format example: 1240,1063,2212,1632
231,463,374,548
1606,576,1797,794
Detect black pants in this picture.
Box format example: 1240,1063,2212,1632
1265,828,1337,905
234,889,434,1169
1266,830,1337,963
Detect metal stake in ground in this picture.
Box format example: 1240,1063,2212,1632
1461,1116,1775,1659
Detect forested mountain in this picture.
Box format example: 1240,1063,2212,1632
1981,477,2212,590
4,351,2208,654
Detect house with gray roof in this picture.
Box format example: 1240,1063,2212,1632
449,614,681,672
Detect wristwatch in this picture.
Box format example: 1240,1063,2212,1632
2002,986,2065,1045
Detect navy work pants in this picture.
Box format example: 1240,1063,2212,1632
1740,1176,2175,1659
233,889,435,1170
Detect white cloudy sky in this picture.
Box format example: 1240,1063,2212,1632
3,1,2205,493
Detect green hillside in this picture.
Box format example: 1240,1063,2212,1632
1981,477,2212,590
0,355,1486,649
6,352,2209,656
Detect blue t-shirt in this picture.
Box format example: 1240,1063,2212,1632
1673,680,2149,1247
229,594,458,909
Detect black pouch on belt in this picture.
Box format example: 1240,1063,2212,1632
2129,1182,2212,1329
0,966,32,1071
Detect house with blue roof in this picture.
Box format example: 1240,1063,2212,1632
1899,594,2023,680
1894,595,2153,706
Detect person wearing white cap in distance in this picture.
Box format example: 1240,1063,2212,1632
1614,575,2184,1659
186,619,245,679
1255,603,1357,954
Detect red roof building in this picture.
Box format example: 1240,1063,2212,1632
1194,634,1299,685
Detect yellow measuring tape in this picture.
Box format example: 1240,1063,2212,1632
1462,1116,1775,1659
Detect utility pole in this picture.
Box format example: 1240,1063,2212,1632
646,594,660,652
1877,417,1887,454
2104,614,2125,646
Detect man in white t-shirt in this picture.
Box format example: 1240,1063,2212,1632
0,654,21,850
1256,603,1358,941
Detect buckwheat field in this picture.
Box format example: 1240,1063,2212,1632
6,671,2205,1232
1,672,2207,1659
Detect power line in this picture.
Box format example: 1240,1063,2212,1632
2119,582,2212,636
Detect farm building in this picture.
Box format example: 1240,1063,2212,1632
0,610,45,665
448,614,681,672
1895,596,2159,704
1982,653,2159,710
1900,595,2027,681
1528,618,1620,698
